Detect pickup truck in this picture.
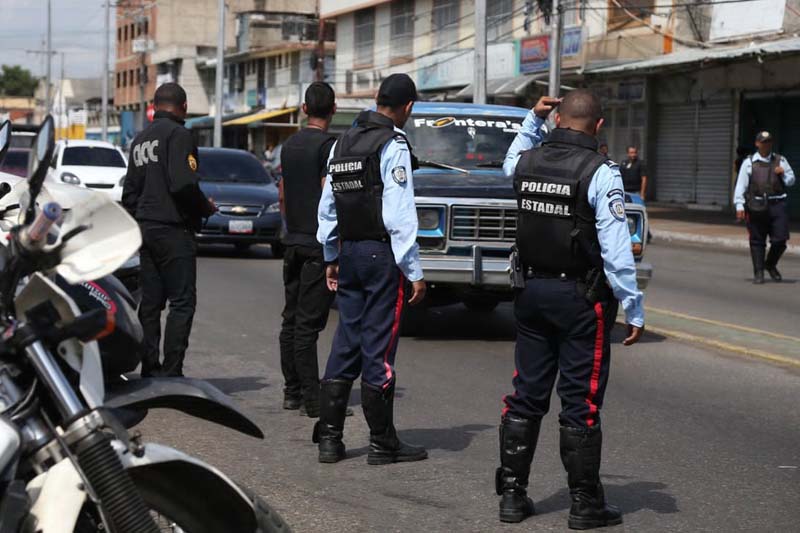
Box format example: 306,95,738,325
404,102,653,313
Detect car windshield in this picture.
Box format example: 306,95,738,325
62,146,126,167
404,114,524,169
197,151,271,183
0,150,30,177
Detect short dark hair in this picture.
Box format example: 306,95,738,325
558,89,602,132
305,82,335,118
627,145,638,151
154,83,187,107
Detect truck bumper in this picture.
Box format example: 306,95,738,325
420,248,654,291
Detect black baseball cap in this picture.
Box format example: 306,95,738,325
755,130,773,142
377,73,418,107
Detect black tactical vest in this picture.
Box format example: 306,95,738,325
329,111,405,241
748,153,785,198
514,128,607,276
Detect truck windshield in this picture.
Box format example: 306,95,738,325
404,115,523,169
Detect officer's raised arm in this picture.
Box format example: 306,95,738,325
381,136,423,284
502,96,560,177
589,163,645,338
316,141,339,265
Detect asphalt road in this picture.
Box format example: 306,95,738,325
137,242,799,533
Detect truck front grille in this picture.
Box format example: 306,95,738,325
450,206,517,242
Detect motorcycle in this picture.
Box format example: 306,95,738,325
0,117,290,532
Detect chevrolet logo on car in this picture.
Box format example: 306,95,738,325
231,206,248,214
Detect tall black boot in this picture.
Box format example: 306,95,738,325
751,245,766,284
765,242,787,282
560,426,622,530
312,380,352,463
361,382,427,465
495,415,540,523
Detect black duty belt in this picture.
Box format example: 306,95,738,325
524,267,581,280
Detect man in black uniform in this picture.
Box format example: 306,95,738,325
122,83,216,377
278,82,338,417
314,74,427,465
500,90,644,530
619,145,648,201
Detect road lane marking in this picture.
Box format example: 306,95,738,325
646,306,800,344
646,325,800,369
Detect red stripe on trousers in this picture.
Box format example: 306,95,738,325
585,302,605,427
501,369,520,417
382,272,405,389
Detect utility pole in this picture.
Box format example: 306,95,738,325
316,15,326,82
213,0,225,148
46,0,52,115
547,0,563,97
474,0,487,105
101,0,110,142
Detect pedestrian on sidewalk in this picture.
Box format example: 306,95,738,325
314,74,428,466
619,146,648,204
734,131,795,284
278,82,339,417
500,90,644,530
122,83,217,377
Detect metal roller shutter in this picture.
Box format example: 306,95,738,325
778,99,800,218
696,100,734,206
654,104,695,203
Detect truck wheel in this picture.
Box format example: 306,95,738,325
463,299,499,313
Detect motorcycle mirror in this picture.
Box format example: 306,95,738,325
0,120,10,165
26,115,55,224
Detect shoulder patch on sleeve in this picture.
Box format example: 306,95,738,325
393,134,408,145
604,159,619,169
187,154,198,172
606,188,624,199
391,166,408,184
608,198,626,222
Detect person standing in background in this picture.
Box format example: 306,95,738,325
619,146,648,204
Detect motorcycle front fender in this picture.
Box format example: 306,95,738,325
104,377,263,439
116,442,260,532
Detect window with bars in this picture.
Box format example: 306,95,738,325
432,0,459,50
354,8,376,67
608,0,653,28
391,0,414,60
487,0,513,42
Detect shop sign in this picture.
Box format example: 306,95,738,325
519,27,582,74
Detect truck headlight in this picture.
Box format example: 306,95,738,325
626,215,637,236
417,208,441,230
61,172,81,185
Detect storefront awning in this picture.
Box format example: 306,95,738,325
223,107,297,127
585,37,800,75
455,74,574,100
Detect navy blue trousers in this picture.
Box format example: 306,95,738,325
503,278,619,429
323,241,405,388
747,199,790,246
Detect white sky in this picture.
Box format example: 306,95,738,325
0,0,112,80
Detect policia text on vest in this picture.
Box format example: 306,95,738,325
498,91,645,530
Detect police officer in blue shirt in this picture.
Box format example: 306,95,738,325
497,91,644,530
733,130,796,284
314,74,427,466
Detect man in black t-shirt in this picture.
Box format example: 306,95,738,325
278,83,338,417
619,146,648,201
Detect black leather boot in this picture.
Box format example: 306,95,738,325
496,415,540,523
766,243,787,282
312,380,352,463
361,382,427,465
751,245,766,284
560,426,622,530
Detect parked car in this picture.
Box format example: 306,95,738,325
404,102,653,313
0,147,31,177
195,147,284,256
47,139,128,201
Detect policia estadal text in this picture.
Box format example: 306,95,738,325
499,90,644,530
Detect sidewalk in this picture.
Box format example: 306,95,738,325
647,205,800,256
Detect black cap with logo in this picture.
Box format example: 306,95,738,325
377,73,418,108
755,130,773,143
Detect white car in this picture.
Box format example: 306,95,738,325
47,140,128,202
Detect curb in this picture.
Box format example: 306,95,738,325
651,229,800,256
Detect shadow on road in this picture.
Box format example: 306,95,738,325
536,479,679,516
204,376,271,394
403,305,516,341
346,423,492,459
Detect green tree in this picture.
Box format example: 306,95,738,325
0,65,39,97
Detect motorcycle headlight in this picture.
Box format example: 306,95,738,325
265,202,281,213
61,172,81,185
417,208,441,231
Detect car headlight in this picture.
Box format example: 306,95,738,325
61,172,81,185
118,176,125,187
626,215,638,236
417,208,440,230
265,202,281,213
